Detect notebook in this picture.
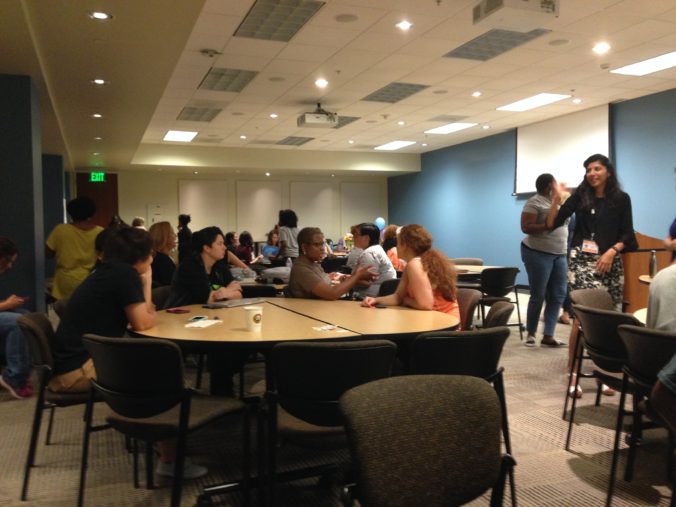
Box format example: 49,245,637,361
203,297,265,309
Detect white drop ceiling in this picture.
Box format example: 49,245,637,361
2,0,676,175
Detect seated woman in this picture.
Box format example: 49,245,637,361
362,224,460,321
345,224,363,271
234,231,261,265
260,229,280,264
166,227,246,397
287,227,375,300
353,222,396,297
148,221,177,287
382,224,406,271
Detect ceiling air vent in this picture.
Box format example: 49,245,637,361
362,82,429,103
444,28,549,61
235,0,325,42
277,136,314,146
199,68,258,92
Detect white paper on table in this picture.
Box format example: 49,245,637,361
312,325,348,333
185,319,223,328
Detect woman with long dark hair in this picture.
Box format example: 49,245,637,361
547,154,637,397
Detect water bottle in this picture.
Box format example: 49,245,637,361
649,250,657,277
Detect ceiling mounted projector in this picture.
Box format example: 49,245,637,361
473,0,559,32
297,103,339,128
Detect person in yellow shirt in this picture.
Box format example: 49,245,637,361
46,197,103,300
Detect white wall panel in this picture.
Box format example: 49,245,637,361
178,180,228,231
236,180,282,239
340,182,385,235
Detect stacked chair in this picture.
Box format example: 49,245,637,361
477,268,524,340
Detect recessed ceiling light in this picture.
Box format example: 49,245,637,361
592,42,611,55
348,140,354,144
610,50,676,76
265,172,271,176
374,140,416,151
421,143,428,147
331,174,336,177
572,98,582,104
164,130,198,142
482,125,491,130
497,93,570,112
89,11,112,20
396,20,413,31
194,171,199,175
315,78,328,88
91,113,103,118
240,135,247,139
472,91,482,98
424,122,477,135
397,121,405,126
269,113,278,119
91,79,107,85
94,136,102,141
92,152,100,156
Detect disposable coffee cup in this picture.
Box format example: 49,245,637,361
244,306,263,332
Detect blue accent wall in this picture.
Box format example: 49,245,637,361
388,88,676,286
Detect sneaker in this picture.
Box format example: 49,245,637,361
156,458,208,480
0,375,32,400
525,335,536,347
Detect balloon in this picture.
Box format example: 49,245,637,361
374,217,386,230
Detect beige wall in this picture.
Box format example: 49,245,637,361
116,169,389,241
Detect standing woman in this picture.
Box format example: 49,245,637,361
177,214,192,264
520,173,569,347
547,154,637,395
277,209,300,262
148,221,177,287
362,224,460,322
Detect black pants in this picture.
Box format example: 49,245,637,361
207,350,250,396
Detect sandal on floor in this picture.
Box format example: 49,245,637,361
601,384,616,396
525,336,536,347
541,339,566,347
568,385,583,399
558,314,571,325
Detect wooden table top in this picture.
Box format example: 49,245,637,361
633,307,647,324
136,302,357,344
267,298,459,336
638,274,653,285
454,265,501,274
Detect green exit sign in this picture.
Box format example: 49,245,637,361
90,172,106,183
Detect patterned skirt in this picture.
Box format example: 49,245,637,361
568,246,624,311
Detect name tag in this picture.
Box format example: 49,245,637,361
581,239,599,254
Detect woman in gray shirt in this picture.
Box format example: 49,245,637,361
521,173,569,347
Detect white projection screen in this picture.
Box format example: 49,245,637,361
515,105,609,194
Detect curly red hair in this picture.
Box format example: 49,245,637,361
398,224,457,301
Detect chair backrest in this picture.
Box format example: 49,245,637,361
17,313,55,370
82,335,186,418
484,301,514,328
618,324,676,390
480,267,519,298
456,288,481,330
412,327,510,380
340,375,502,507
450,258,484,266
572,305,642,372
270,339,397,427
569,288,614,311
242,284,278,298
151,286,172,310
52,299,68,319
321,256,347,274
377,278,400,297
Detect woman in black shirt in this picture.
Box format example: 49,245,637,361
148,221,177,287
176,214,192,264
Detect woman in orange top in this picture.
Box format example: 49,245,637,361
382,224,406,271
362,224,459,321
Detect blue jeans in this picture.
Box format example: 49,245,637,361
0,310,32,387
521,243,568,337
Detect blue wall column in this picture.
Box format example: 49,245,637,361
43,154,65,278
0,74,45,312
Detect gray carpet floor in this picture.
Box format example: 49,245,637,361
0,299,672,506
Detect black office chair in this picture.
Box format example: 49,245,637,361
377,278,400,297
484,301,515,328
340,375,515,507
266,339,397,503
607,325,676,506
80,335,250,507
478,267,524,340
17,313,91,501
456,288,482,330
565,304,642,451
411,326,516,506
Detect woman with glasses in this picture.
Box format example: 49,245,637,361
287,227,375,300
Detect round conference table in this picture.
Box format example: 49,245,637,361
135,298,459,345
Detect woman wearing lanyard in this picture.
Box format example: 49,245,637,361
547,154,637,396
